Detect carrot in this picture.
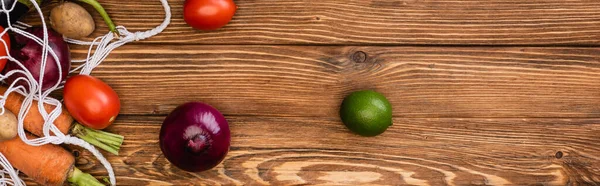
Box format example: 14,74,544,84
0,86,124,155
0,134,103,186
0,86,72,136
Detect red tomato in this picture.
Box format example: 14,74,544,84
184,0,237,30
0,26,10,71
64,75,120,130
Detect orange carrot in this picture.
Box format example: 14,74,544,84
0,134,73,185
0,86,72,136
0,86,124,155
0,134,103,186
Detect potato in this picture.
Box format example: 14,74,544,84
50,2,95,39
0,109,17,141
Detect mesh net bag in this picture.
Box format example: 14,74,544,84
0,0,171,185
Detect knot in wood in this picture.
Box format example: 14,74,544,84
351,51,368,63
555,151,563,159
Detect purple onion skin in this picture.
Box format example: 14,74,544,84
159,102,231,172
5,27,71,91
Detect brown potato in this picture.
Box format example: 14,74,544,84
50,2,95,39
0,109,17,141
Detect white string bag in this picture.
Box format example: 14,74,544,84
0,0,171,185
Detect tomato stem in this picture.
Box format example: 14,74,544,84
72,123,124,155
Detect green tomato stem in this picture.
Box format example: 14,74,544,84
74,0,119,36
71,123,124,155
67,167,105,186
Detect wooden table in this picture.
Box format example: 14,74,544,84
25,0,600,185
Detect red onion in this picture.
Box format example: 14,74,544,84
159,102,231,172
4,27,71,91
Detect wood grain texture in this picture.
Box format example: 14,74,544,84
23,116,600,185
66,45,600,118
20,0,600,45
12,0,600,185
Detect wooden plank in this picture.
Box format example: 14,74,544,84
20,0,600,45
23,116,599,185
67,45,600,118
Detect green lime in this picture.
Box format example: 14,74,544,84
340,90,392,136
